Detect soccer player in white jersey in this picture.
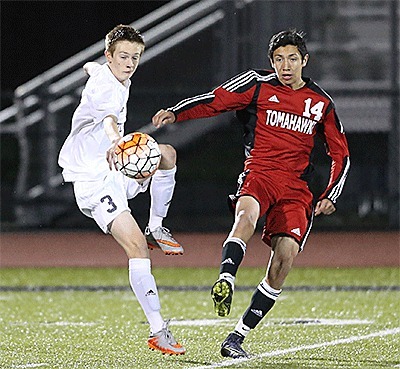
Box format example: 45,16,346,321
58,24,185,355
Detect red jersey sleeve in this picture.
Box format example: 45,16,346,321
318,107,350,203
168,70,258,121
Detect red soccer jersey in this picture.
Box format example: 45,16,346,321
169,69,350,203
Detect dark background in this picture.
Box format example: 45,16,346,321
1,1,168,103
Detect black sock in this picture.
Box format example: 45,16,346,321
242,282,281,329
220,238,246,277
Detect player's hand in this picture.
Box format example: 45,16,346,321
106,138,120,171
314,199,336,216
152,109,176,128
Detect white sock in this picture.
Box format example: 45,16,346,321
219,272,235,291
259,279,282,300
147,215,163,232
234,318,251,337
128,258,164,334
148,167,176,231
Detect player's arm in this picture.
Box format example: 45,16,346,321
152,69,258,127
103,115,121,170
315,108,350,216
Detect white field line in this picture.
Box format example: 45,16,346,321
172,318,372,327
188,327,400,369
9,318,371,328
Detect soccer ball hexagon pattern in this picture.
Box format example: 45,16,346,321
114,132,161,179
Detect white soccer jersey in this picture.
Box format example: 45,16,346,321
58,63,131,182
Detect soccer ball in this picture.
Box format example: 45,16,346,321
114,132,161,180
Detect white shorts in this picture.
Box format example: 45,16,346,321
73,171,151,233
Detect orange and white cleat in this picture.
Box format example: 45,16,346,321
145,226,184,255
147,320,186,355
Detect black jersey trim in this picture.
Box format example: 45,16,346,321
236,81,262,157
327,156,351,203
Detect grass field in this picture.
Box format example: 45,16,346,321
0,267,399,368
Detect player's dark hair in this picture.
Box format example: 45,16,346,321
105,24,145,54
268,29,308,60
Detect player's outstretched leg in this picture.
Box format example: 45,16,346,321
220,331,249,358
145,226,184,255
211,279,233,317
147,320,186,355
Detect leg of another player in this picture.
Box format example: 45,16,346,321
224,236,299,358
110,210,149,258
211,196,260,317
220,196,260,285
267,236,299,289
146,144,184,255
229,196,260,242
158,144,176,170
216,197,261,356
148,144,177,230
109,211,164,333
234,236,298,337
109,210,185,354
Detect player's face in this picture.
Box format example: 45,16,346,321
270,45,308,90
105,40,144,84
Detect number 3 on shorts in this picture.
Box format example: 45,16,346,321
100,195,117,213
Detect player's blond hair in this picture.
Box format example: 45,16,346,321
105,24,145,55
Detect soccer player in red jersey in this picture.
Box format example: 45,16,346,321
152,29,350,358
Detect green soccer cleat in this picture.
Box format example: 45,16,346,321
211,279,233,317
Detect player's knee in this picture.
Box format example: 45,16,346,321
124,241,148,259
159,144,176,169
272,236,299,262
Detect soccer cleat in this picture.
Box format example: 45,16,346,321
211,279,233,317
147,320,186,355
145,226,184,255
220,332,249,359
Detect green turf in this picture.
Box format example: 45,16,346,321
1,267,399,368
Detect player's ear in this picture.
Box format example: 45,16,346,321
104,50,112,63
302,54,309,67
